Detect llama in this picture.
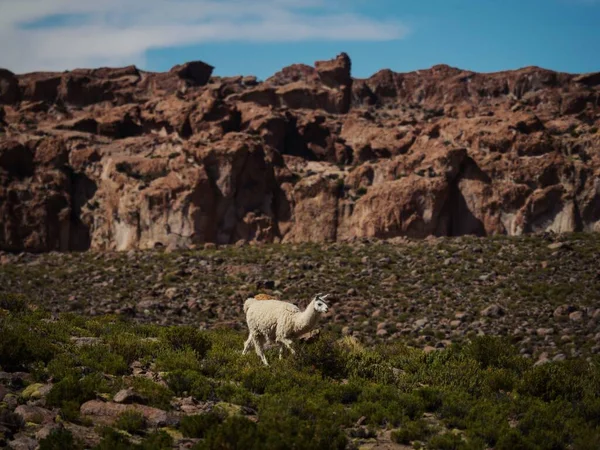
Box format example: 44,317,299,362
242,293,330,365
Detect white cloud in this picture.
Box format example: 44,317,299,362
0,0,409,73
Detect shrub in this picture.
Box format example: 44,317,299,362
428,432,467,450
0,293,28,313
94,428,133,450
391,420,432,444
39,428,79,450
139,431,174,450
517,360,591,403
47,373,109,414
293,332,348,379
130,377,174,410
0,316,56,371
180,412,224,438
398,393,426,420
463,336,527,372
78,344,128,376
165,370,213,400
416,387,444,412
193,416,263,450
115,410,146,434
161,326,211,357
155,348,201,372
439,392,473,429
106,332,162,365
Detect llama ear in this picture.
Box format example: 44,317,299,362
318,294,330,301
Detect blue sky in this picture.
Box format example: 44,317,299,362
0,0,599,78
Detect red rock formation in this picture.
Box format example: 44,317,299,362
0,53,599,251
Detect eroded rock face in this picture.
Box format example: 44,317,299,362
0,55,599,251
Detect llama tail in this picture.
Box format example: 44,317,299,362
243,297,257,314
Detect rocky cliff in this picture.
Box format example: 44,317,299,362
0,53,599,252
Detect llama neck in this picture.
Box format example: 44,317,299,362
293,300,320,335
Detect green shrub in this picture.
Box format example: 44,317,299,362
165,370,213,400
106,333,162,365
416,387,444,412
139,431,174,450
322,382,362,405
161,326,211,357
94,427,173,450
0,293,28,313
78,345,128,375
39,428,80,450
466,399,511,446
130,377,174,410
0,316,56,370
517,360,592,402
115,410,146,434
193,416,263,450
428,432,468,450
391,419,431,444
155,348,202,372
398,393,426,420
463,336,527,372
215,382,255,407
180,412,224,438
293,332,348,379
47,373,109,413
58,400,84,423
495,429,535,450
93,428,133,450
439,392,473,429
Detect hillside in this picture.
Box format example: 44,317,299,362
1,234,600,449
1,54,599,252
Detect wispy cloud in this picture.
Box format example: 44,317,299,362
0,0,409,73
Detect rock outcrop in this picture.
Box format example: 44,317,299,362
1,53,599,251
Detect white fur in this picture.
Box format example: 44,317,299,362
242,293,330,365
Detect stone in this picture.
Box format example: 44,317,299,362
553,305,577,318
80,400,178,427
0,69,19,104
14,405,56,424
537,328,554,337
481,304,505,318
414,318,429,328
2,55,600,252
20,383,48,401
547,242,566,250
569,311,585,322
113,388,147,405
7,436,38,450
164,287,178,300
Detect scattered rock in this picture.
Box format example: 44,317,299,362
553,305,577,318
80,400,178,427
113,388,148,405
7,435,38,450
481,304,505,318
14,405,56,425
569,311,585,322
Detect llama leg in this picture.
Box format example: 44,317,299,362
279,344,286,360
253,335,269,366
242,334,254,355
277,337,296,355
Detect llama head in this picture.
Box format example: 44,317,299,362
313,293,330,313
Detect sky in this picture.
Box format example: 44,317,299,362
0,0,599,79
